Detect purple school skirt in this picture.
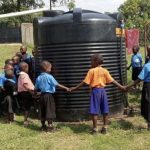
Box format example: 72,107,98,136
90,88,109,115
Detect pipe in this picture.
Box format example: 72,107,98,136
0,7,49,19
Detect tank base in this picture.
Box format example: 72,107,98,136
56,104,124,122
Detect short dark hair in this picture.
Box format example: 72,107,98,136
91,54,103,65
4,64,13,70
20,45,27,51
19,62,28,71
5,59,12,65
12,55,20,61
132,45,139,52
16,52,22,58
40,61,51,72
5,69,14,79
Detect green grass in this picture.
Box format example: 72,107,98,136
0,44,32,72
0,44,150,150
0,116,149,150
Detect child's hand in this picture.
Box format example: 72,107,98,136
29,89,34,95
119,85,127,92
69,87,76,92
66,87,70,92
36,92,41,96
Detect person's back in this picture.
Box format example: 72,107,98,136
84,66,113,88
36,73,58,93
131,52,142,68
70,54,125,134
18,71,34,92
17,62,34,126
3,70,17,122
128,45,142,82
35,61,68,132
4,79,16,96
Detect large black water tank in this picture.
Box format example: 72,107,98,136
33,8,127,121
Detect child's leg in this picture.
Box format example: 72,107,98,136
9,113,14,122
47,120,57,132
41,120,47,131
41,120,46,127
91,114,98,130
24,110,29,122
47,120,53,127
103,113,108,128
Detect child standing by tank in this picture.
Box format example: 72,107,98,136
127,46,142,85
20,45,33,80
126,47,150,130
35,61,69,132
3,70,19,123
18,62,34,126
12,55,21,79
0,64,14,116
70,54,125,134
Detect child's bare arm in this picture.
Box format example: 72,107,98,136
112,80,126,91
126,79,141,89
57,83,69,91
70,81,85,92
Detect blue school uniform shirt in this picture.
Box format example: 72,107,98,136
22,53,32,64
138,60,150,82
14,64,20,75
0,73,16,87
131,53,142,68
35,72,58,93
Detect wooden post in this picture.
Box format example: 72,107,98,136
50,0,52,10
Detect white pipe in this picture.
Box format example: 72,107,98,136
0,7,50,18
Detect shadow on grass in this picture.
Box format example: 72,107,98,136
110,119,145,131
56,123,91,134
14,120,40,131
110,119,134,130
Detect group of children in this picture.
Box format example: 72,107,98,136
0,46,33,124
0,44,150,135
0,46,69,132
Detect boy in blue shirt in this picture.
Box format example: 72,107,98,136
0,64,14,116
20,45,33,80
12,55,21,79
126,47,150,130
127,46,142,80
35,61,69,132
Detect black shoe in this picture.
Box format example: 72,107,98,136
100,127,107,134
41,125,47,132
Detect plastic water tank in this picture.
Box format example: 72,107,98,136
33,8,127,121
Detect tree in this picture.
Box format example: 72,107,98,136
0,0,44,26
67,0,75,11
0,0,44,13
118,0,150,29
50,0,75,10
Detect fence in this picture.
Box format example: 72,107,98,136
0,23,34,45
0,25,21,43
